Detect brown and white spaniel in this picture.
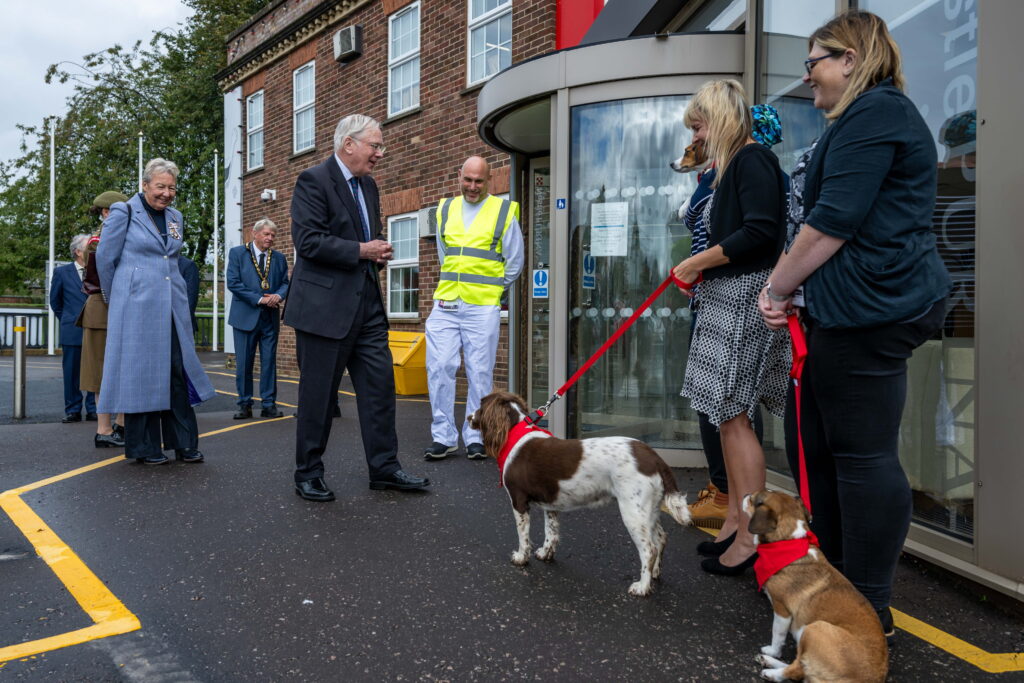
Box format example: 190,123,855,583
469,391,692,596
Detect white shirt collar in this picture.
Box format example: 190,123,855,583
334,154,355,182
251,243,265,259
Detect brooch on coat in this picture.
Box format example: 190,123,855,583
168,221,181,240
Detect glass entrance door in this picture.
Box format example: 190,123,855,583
527,158,551,417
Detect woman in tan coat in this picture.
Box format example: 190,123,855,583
77,191,127,448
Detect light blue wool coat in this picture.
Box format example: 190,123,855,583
95,193,215,413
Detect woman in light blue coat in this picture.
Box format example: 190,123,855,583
96,158,215,465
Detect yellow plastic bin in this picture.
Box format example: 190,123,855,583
388,331,428,396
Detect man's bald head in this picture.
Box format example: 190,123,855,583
459,156,491,204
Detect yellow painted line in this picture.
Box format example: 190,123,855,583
0,493,140,662
206,370,437,403
212,388,297,409
0,417,291,664
893,609,1024,673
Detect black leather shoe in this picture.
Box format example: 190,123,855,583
295,477,335,502
876,607,896,647
85,412,98,421
260,406,284,418
233,405,252,419
697,531,736,557
369,469,430,491
112,423,125,438
700,553,757,576
95,432,125,448
62,413,82,423
175,449,205,463
332,403,342,418
138,454,170,465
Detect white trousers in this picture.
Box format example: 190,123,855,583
425,300,501,447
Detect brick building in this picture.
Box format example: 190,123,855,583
216,0,567,382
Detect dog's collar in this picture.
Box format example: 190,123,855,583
754,530,820,590
496,420,552,487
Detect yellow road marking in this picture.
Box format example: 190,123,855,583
693,526,1023,673
0,417,290,664
206,370,437,403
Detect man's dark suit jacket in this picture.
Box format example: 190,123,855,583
283,155,384,338
49,263,87,346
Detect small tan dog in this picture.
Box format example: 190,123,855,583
745,490,889,683
469,391,692,596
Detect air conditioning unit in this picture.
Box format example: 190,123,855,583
333,25,363,63
418,207,437,237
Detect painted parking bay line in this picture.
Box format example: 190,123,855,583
0,415,293,663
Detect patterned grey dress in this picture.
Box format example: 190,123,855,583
681,195,790,426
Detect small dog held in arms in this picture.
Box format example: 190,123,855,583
669,139,711,219
746,490,888,683
468,391,692,596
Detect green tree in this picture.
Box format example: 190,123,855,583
0,0,266,293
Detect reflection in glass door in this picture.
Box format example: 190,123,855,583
527,159,550,418
567,96,700,447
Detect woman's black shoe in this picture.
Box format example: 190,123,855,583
95,432,125,448
175,449,205,463
700,553,757,576
697,531,736,557
876,607,896,647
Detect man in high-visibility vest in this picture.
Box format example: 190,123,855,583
424,156,524,460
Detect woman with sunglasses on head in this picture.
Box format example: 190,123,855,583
673,80,790,576
759,10,950,642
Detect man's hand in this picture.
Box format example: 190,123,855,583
258,294,283,308
360,239,393,262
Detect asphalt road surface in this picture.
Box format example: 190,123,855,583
1,354,1022,681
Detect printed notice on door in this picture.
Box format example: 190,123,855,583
590,202,628,256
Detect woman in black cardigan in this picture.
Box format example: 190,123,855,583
673,79,789,575
759,11,950,640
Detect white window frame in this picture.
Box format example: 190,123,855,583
466,0,512,86
292,61,316,154
387,211,420,318
246,90,264,171
388,2,421,117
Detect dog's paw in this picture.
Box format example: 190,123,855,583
759,669,786,682
534,546,556,562
759,645,782,658
511,551,530,566
755,653,786,669
628,580,652,597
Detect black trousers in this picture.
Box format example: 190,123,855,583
294,286,399,483
784,298,945,610
124,322,198,459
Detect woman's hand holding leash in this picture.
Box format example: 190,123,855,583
671,260,703,297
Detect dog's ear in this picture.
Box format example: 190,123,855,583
748,502,776,536
478,393,515,460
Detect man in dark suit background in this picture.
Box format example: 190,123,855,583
50,234,97,423
284,114,429,502
227,218,289,419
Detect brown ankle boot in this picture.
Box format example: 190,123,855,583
689,490,729,529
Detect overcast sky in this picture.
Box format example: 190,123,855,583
0,0,195,166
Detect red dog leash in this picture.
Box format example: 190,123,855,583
526,271,701,425
787,313,811,514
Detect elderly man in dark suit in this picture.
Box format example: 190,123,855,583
227,218,289,419
284,114,429,502
50,234,97,423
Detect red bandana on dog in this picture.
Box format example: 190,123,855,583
754,530,820,590
496,420,552,486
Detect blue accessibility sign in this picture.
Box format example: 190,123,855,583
582,251,596,290
556,198,566,210
532,269,549,298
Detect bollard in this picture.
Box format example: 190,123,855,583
13,315,26,419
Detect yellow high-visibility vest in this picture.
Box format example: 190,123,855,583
434,195,519,306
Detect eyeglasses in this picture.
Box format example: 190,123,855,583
804,53,835,75
352,136,386,154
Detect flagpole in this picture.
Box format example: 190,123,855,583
213,150,219,352
137,131,143,191
47,118,56,355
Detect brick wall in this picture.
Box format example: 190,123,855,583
231,0,557,386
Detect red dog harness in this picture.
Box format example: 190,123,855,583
754,530,820,590
496,420,552,486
